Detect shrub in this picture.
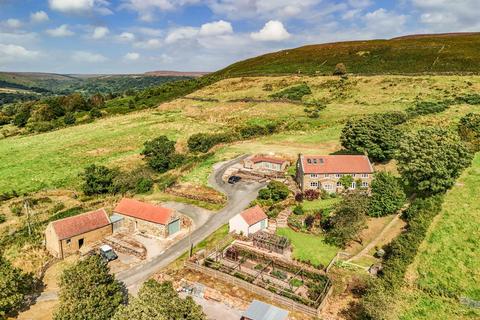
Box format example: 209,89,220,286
0,214,5,224
142,135,184,173
270,83,312,101
368,172,406,217
63,112,76,125
339,175,354,189
89,108,102,119
458,112,480,152
135,177,153,194
293,205,304,215
238,120,281,139
295,193,304,202
258,181,290,202
304,215,315,230
81,164,118,196
271,270,288,280
303,189,320,201
187,132,235,153
111,167,154,195
333,63,347,75
406,100,450,117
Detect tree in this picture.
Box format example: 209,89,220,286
89,108,102,119
113,280,205,320
333,63,347,75
369,172,406,217
0,255,35,318
142,136,184,173
258,181,290,202
81,165,118,196
325,191,369,248
458,112,480,152
396,128,473,196
340,114,402,162
339,175,354,189
89,94,105,109
54,255,125,320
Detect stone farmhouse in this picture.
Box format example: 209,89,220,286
45,209,112,259
112,198,181,238
229,205,268,237
243,155,290,173
296,154,374,193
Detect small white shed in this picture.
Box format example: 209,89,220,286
229,205,268,237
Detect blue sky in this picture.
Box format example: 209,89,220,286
0,0,478,74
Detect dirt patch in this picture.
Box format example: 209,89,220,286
344,215,395,256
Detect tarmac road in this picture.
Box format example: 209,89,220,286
117,154,265,292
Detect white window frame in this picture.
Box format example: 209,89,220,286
310,174,318,178
362,181,369,187
362,173,369,178
310,182,319,187
351,182,356,189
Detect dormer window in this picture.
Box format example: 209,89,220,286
307,159,312,164
319,158,324,164
313,159,317,164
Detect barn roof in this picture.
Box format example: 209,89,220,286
300,155,373,174
240,205,268,226
51,209,110,240
113,198,173,225
250,156,287,165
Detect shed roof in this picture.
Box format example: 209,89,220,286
242,300,289,320
300,155,373,174
51,209,110,240
240,205,268,226
250,156,288,165
113,198,173,225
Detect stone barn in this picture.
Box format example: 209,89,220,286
243,155,290,173
45,209,112,259
113,198,181,238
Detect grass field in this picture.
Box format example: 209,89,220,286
1,75,479,195
302,198,341,213
397,153,480,320
277,227,338,267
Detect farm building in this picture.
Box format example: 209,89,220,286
229,205,268,237
241,300,289,320
244,155,290,173
296,154,374,193
113,198,181,238
45,208,112,259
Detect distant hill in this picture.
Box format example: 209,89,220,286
144,71,210,77
214,32,480,77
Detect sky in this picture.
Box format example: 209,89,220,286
0,0,479,74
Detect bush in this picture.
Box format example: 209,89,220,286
258,181,290,202
238,120,281,139
368,172,406,217
135,177,153,194
142,135,184,173
293,205,304,215
406,100,450,117
333,63,347,75
270,83,312,101
458,112,480,152
81,164,118,196
88,108,102,119
303,189,320,201
111,167,154,195
63,112,76,125
0,214,5,224
187,132,235,153
295,193,304,202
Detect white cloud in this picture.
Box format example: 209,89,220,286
412,0,480,32
165,26,198,44
72,51,108,63
30,11,49,23
251,20,291,41
46,24,75,37
199,20,233,36
120,0,200,21
117,32,136,42
363,9,407,35
124,52,140,61
92,26,109,39
48,0,112,15
0,43,39,64
3,19,22,29
134,38,162,49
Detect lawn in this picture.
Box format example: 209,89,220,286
398,153,480,319
302,198,340,213
276,227,338,268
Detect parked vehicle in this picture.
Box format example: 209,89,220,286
228,176,242,184
99,244,118,262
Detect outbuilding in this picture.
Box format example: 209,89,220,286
241,300,289,320
244,155,290,173
45,208,112,259
229,205,268,237
113,198,181,238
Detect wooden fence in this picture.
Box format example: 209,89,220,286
185,261,331,317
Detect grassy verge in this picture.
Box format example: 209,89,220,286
276,227,338,268
398,153,480,319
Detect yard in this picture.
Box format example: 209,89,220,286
302,198,340,213
276,228,338,268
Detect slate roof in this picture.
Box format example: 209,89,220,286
300,155,373,174
242,300,289,320
113,198,174,225
240,205,268,226
51,209,110,240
